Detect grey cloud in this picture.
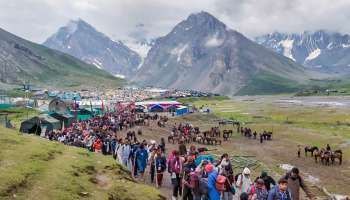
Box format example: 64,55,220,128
214,0,350,38
0,0,348,43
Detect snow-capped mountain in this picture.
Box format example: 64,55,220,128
123,39,154,69
255,31,350,73
133,11,308,95
43,19,141,78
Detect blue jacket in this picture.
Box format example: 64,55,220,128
135,148,148,171
267,186,291,200
207,170,220,200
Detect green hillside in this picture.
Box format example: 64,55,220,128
0,27,124,89
0,126,163,200
236,71,304,95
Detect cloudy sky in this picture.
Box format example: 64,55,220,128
0,0,349,43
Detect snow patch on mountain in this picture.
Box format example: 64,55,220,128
342,44,350,48
327,42,333,49
171,43,188,62
92,58,103,69
125,40,151,58
305,48,321,61
114,74,125,79
279,39,295,61
205,33,224,48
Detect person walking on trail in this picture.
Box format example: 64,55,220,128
206,163,220,200
135,143,148,181
179,141,187,156
236,168,254,198
183,167,194,200
267,178,291,200
119,140,132,170
252,178,268,200
93,138,102,153
159,137,166,153
170,151,183,200
255,171,276,192
130,142,140,177
191,159,210,200
182,156,197,200
149,147,157,184
282,167,313,200
184,156,197,172
154,148,167,188
168,150,177,173
218,154,235,200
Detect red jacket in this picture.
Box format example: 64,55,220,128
93,140,102,151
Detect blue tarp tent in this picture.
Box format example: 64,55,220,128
149,104,164,112
176,106,189,116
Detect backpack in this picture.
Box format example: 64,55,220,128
198,177,209,195
189,172,199,189
216,175,227,192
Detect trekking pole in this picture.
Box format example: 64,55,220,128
155,159,158,187
132,156,136,179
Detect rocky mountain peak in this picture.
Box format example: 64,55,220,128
43,19,141,77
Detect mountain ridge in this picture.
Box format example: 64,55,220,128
133,11,310,95
255,30,350,74
44,19,141,77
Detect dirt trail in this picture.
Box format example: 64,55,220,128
119,114,347,199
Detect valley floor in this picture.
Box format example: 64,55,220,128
1,95,350,199
131,95,350,198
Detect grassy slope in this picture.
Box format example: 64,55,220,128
236,71,304,95
0,127,163,200
23,42,125,89
0,27,124,89
0,108,40,129
298,78,350,96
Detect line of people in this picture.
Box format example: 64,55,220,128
130,141,313,200
40,111,313,200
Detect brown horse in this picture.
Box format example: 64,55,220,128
223,130,230,141
314,149,322,163
331,150,343,165
321,150,331,166
305,146,319,156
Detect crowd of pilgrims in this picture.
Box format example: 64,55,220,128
43,112,314,200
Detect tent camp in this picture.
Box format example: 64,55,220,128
49,112,74,128
73,108,94,121
20,115,61,135
149,104,164,112
166,105,178,112
135,105,146,113
176,106,189,116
